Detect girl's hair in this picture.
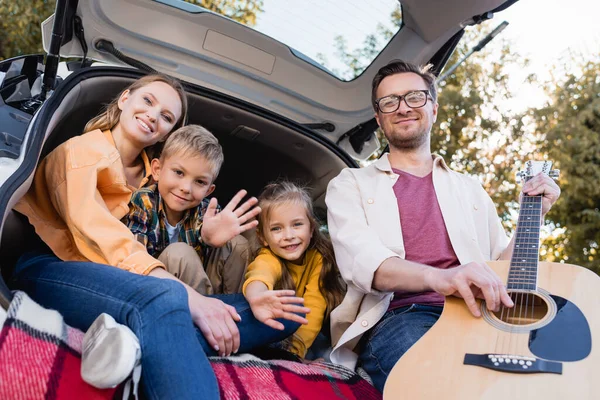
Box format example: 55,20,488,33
84,73,189,136
255,181,346,319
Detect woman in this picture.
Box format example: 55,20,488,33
12,74,304,399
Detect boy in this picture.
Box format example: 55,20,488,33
123,124,259,294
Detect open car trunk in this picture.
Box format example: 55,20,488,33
0,66,355,286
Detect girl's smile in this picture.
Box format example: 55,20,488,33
262,202,313,264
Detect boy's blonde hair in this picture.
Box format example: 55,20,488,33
160,125,224,181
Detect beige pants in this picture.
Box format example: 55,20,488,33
157,235,250,295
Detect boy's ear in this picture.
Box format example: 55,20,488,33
205,183,216,197
150,158,162,182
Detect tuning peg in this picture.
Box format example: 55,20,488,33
549,169,560,179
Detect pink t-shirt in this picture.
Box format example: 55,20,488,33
388,169,460,311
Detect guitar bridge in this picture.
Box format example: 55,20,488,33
464,353,562,374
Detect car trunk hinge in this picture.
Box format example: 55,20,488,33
73,15,89,68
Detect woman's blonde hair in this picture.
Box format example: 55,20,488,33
84,74,189,135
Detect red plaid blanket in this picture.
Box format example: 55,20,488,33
0,291,380,399
0,291,116,400
210,353,381,400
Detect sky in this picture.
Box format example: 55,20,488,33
491,0,600,111
255,0,600,112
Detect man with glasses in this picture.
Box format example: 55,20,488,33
325,60,560,392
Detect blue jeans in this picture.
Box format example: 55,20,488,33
358,304,443,393
11,252,301,400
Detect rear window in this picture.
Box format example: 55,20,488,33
159,0,402,81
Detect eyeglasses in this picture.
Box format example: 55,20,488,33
375,90,432,113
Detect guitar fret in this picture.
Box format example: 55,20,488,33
507,286,537,291
506,170,548,290
510,264,538,267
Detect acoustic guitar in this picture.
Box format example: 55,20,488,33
384,161,600,399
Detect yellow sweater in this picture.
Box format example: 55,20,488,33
243,247,326,357
14,129,163,275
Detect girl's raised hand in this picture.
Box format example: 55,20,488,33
201,190,261,247
247,289,310,330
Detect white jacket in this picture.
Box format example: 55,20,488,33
326,153,509,370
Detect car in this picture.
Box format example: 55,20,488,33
0,0,517,344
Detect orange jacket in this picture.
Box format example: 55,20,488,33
14,129,164,275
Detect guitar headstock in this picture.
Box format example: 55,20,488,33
516,160,560,183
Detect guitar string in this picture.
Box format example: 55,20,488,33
493,171,546,360
519,195,541,357
521,197,540,358
527,194,543,356
505,194,528,357
517,196,531,357
500,194,540,358
517,195,536,357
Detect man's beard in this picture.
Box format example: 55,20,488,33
384,126,429,150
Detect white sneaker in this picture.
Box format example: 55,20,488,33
81,313,142,399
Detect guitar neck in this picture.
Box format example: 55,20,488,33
507,193,543,291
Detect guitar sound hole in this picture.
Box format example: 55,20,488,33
492,292,549,326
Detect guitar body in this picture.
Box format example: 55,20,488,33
383,261,600,400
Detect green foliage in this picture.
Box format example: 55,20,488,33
433,27,531,224
534,56,600,272
0,0,263,61
0,0,56,60
183,0,263,26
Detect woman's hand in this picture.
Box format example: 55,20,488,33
201,190,261,247
149,267,241,356
188,291,242,356
247,289,310,330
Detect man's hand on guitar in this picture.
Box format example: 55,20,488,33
425,262,514,317
521,172,561,217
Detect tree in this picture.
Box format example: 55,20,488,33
184,0,263,27
533,56,600,273
0,0,263,60
0,1,56,61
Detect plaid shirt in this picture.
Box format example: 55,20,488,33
122,184,217,259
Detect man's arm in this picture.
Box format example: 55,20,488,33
372,257,432,292
326,169,512,317
325,169,399,295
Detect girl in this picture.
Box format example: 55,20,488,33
12,75,300,399
243,181,346,358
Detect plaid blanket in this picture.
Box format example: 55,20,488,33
0,291,116,400
210,353,381,400
0,291,380,399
